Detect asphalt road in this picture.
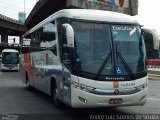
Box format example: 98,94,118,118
0,71,159,120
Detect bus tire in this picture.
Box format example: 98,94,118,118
51,79,62,108
26,72,32,91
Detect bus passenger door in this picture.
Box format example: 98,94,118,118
61,38,72,105
57,18,72,105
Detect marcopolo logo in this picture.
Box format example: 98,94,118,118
113,81,119,88
114,89,119,95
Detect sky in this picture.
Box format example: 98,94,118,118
133,0,160,35
0,0,159,35
0,0,37,20
0,0,37,43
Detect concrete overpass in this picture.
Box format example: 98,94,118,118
0,43,20,52
25,0,138,30
0,14,25,43
0,14,25,52
25,0,65,30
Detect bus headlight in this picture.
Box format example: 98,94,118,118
71,81,95,93
135,84,148,91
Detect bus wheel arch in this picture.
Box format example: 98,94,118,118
51,77,62,108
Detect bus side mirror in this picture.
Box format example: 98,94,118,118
0,56,1,61
62,24,74,48
0,55,2,62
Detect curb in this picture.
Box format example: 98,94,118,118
148,74,160,80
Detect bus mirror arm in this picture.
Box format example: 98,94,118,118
62,24,74,48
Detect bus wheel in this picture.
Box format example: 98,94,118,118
51,82,61,108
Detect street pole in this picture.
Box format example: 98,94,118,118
24,0,25,13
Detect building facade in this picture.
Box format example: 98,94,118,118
67,0,138,16
18,12,26,23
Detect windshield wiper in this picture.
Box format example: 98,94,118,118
115,44,135,79
95,52,111,80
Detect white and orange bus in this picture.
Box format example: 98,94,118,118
21,9,148,108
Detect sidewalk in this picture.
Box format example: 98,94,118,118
148,69,160,80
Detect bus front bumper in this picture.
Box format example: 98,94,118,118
1,65,19,71
71,86,148,108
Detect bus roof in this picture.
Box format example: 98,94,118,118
29,9,139,33
2,49,19,53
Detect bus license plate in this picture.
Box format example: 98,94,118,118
109,98,122,104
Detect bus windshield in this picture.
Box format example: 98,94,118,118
71,21,146,77
112,25,146,75
2,52,19,64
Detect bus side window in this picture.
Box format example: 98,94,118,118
41,22,57,55
30,32,41,52
21,34,31,54
62,30,72,70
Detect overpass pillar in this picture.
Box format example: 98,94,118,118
19,36,22,45
1,33,8,43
